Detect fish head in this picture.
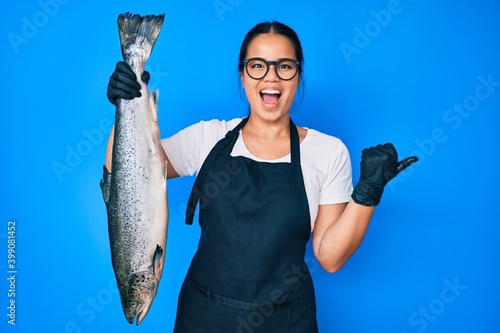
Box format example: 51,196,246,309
119,271,159,325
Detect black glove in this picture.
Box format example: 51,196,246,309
106,61,151,105
351,143,418,206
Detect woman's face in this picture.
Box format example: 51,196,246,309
241,33,300,123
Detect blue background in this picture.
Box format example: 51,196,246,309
2,0,499,332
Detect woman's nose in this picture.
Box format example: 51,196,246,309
264,64,279,81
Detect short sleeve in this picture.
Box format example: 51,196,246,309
318,139,353,205
161,119,241,177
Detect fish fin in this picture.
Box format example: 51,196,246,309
149,89,159,122
152,245,165,281
99,165,112,207
117,12,165,63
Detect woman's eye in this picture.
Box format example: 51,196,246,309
279,63,294,71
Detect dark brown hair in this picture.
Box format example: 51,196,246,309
238,21,304,76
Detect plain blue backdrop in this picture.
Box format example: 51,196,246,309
2,0,499,332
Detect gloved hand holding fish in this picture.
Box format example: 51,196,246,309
100,12,168,326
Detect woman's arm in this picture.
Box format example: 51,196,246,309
312,143,418,273
312,201,374,273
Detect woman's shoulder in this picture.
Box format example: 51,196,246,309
188,118,243,135
195,117,243,127
302,127,347,152
300,128,352,188
174,118,243,140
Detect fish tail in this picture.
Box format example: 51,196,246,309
117,12,165,63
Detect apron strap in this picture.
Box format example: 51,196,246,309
185,118,247,225
289,118,300,165
185,117,300,225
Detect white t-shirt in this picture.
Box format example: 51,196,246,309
162,118,353,229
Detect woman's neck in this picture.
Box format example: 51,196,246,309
241,114,291,160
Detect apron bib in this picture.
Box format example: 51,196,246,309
174,118,318,333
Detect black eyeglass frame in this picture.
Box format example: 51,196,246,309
241,57,302,81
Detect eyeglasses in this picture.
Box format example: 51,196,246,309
242,57,301,81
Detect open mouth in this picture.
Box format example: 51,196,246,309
260,89,281,106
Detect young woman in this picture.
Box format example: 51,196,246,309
106,21,417,333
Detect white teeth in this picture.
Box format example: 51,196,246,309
261,89,281,95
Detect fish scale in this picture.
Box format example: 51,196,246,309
100,12,168,326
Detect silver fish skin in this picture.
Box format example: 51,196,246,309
100,12,167,326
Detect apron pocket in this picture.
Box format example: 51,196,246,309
225,297,290,333
184,279,291,333
227,299,290,333
174,280,227,333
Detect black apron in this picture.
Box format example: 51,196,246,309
174,117,318,333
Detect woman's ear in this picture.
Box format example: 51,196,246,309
240,72,245,88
